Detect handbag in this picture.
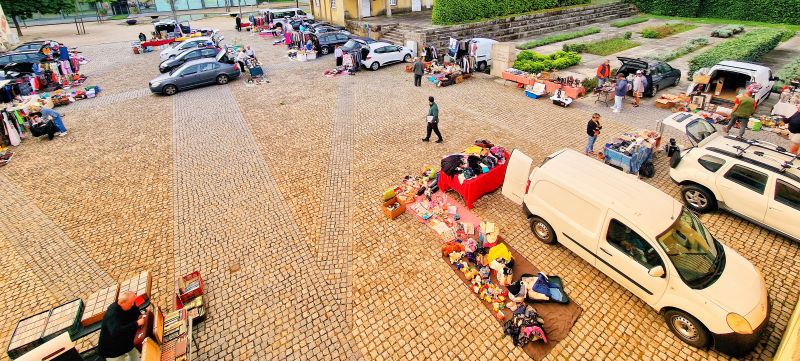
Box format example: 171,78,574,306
426,115,434,123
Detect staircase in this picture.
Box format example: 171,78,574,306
380,24,418,45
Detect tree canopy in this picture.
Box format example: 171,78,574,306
2,0,75,35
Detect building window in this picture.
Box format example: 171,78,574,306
331,0,336,8
389,0,397,5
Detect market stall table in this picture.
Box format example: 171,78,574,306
141,39,176,47
502,71,536,86
438,151,510,209
543,81,586,99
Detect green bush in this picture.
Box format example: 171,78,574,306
711,24,744,38
688,29,783,77
781,30,796,42
517,27,601,50
582,77,599,91
611,17,649,28
653,38,709,62
774,57,800,90
562,43,588,52
432,0,590,25
624,31,632,39
513,50,582,73
626,0,800,25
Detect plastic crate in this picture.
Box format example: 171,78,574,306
42,299,84,341
524,90,542,99
177,271,205,304
7,310,50,359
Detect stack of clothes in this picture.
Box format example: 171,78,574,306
441,140,507,184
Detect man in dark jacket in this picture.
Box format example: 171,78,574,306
412,57,424,87
98,291,143,361
423,96,443,143
235,14,242,32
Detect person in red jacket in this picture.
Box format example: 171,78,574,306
596,59,611,86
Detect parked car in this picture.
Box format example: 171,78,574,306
617,57,681,97
686,61,776,106
774,296,800,361
159,46,220,73
361,42,414,70
149,57,240,96
665,112,800,242
259,7,313,30
13,40,61,53
310,32,352,56
0,51,47,74
502,148,769,357
469,38,497,72
159,34,222,61
313,25,349,35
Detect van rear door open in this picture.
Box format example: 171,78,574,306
502,149,533,205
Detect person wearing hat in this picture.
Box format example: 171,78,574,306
632,70,645,107
29,105,68,136
724,89,757,138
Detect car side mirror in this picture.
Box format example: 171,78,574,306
648,266,665,278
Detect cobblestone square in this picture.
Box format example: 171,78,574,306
0,15,797,361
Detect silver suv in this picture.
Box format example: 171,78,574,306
665,112,800,242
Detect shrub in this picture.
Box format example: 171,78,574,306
781,30,796,42
640,23,697,39
563,37,641,56
517,27,601,50
653,38,709,62
688,29,783,77
624,31,632,39
625,0,800,25
774,57,800,90
562,43,588,53
513,50,582,73
711,24,744,38
582,77,598,90
432,0,590,25
611,17,648,28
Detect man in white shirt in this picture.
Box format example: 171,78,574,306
334,46,343,67
235,49,248,70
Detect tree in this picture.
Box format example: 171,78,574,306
1,0,74,36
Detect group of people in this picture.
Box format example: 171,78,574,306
596,60,648,114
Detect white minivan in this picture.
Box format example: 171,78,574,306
502,148,769,357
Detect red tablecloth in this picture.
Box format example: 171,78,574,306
543,81,586,98
141,39,175,47
502,71,537,86
438,151,510,209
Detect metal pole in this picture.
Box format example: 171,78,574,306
170,0,177,20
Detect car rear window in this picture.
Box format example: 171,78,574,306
724,165,768,194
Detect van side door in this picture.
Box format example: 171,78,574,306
715,164,769,223
594,212,668,306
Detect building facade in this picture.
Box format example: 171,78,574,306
155,0,257,13
311,0,433,25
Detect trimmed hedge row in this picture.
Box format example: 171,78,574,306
626,0,800,25
517,27,601,50
688,29,783,77
653,38,708,62
774,57,800,90
432,0,590,25
513,51,582,73
610,17,648,28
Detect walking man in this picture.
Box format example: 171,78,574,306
423,96,443,143
724,90,757,138
585,113,602,155
412,57,424,87
612,73,628,113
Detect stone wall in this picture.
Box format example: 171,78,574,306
414,2,637,50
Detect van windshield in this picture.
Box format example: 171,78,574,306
656,208,724,289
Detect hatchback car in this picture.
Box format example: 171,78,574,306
159,46,219,73
160,35,221,61
149,58,240,96
617,57,682,96
311,32,352,56
361,42,414,70
13,40,61,53
0,51,46,74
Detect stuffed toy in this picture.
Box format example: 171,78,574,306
487,244,512,265
441,241,464,257
449,251,464,265
498,266,513,286
478,267,490,280
463,265,478,280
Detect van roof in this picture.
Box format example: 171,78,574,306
538,149,680,236
717,61,770,71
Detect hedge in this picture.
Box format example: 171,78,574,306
640,23,697,39
626,0,800,25
513,51,581,73
653,38,709,62
711,25,744,38
688,29,783,77
774,57,800,90
611,17,649,28
432,0,590,25
517,27,601,50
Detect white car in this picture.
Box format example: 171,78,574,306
160,35,222,61
665,112,800,242
502,148,769,357
361,42,414,71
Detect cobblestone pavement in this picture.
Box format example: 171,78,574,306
1,17,797,361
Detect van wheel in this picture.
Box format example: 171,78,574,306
530,217,556,244
640,162,655,178
477,61,487,72
681,185,717,213
663,309,710,348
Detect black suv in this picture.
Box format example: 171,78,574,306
0,51,47,74
311,32,353,56
617,57,682,97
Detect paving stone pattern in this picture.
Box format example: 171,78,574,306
1,15,798,361
170,85,355,360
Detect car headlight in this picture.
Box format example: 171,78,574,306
150,81,162,87
726,313,753,334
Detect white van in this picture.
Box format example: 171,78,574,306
687,61,776,106
446,38,497,72
258,7,313,21
502,148,769,357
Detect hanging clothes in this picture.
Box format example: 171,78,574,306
2,112,21,146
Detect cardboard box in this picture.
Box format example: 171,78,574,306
656,99,675,109
382,197,406,220
714,77,725,96
694,74,711,84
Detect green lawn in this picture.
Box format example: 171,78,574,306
611,17,648,28
640,22,698,39
644,14,800,32
584,37,640,56
110,14,128,20
517,27,601,50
